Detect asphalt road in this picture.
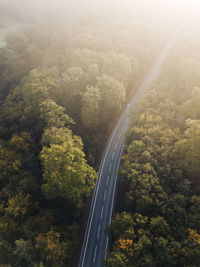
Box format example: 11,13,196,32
78,22,186,267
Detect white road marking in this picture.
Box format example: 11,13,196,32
103,190,107,202
104,237,109,260
93,245,97,263
115,142,118,150
109,163,112,172
106,176,109,186
119,132,122,139
112,152,115,160
100,206,104,220
97,225,101,240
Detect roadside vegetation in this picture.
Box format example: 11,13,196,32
105,17,200,267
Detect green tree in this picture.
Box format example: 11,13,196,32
0,68,59,138
175,119,200,184
39,99,72,129
97,75,125,122
40,127,96,207
13,239,34,266
180,88,200,119
101,53,132,86
81,86,101,129
105,252,128,267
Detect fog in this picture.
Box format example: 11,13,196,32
0,0,200,266
0,0,199,45
0,0,199,24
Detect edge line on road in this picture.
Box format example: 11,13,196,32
93,245,97,263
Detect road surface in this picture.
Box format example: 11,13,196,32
78,22,186,267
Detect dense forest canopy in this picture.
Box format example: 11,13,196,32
0,0,199,266
105,13,200,267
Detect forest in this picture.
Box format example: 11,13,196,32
0,0,199,266
105,15,200,267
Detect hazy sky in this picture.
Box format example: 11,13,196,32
0,0,199,28
0,0,199,16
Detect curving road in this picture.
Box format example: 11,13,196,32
78,22,186,267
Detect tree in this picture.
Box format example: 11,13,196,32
34,229,67,267
13,239,34,266
0,68,60,138
40,127,96,208
39,99,73,129
180,87,200,119
5,193,35,222
106,212,134,240
81,86,101,129
61,67,84,97
0,31,41,98
175,119,200,184
97,75,125,122
105,252,128,267
101,53,132,86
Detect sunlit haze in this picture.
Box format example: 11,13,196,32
0,0,200,266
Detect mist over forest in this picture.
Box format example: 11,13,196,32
0,0,200,266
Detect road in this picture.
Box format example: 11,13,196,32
78,22,186,267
